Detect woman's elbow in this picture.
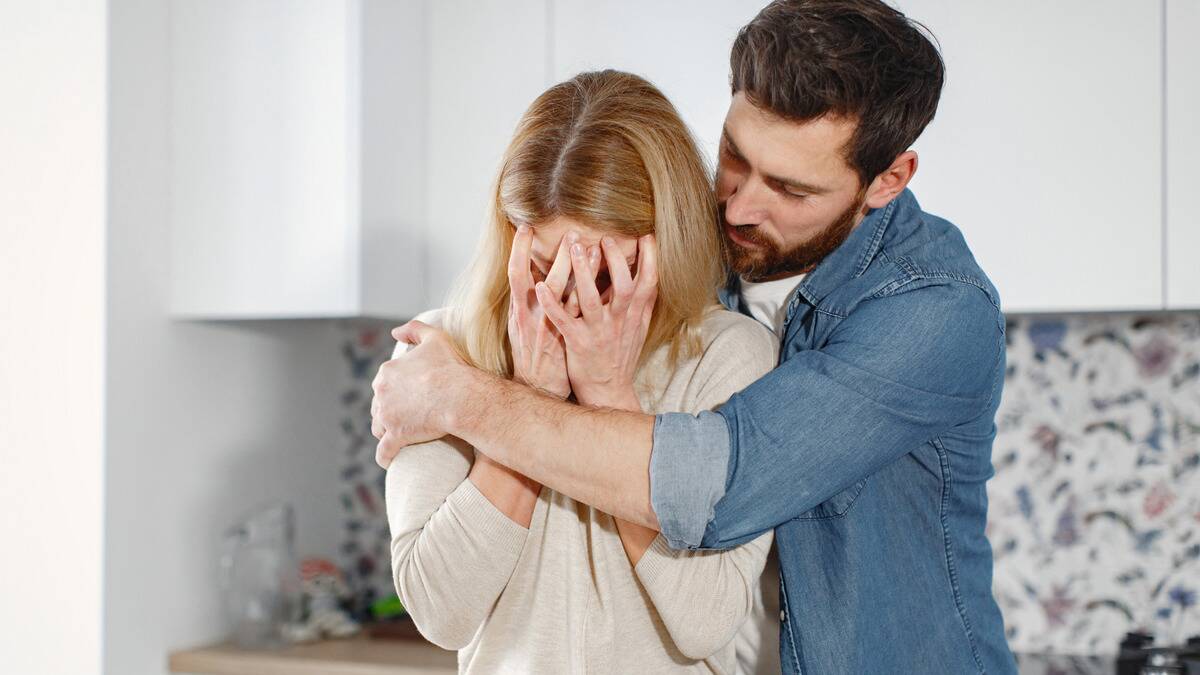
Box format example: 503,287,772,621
407,610,475,651
665,604,744,660
391,558,477,650
673,629,735,661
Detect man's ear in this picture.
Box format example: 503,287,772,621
863,150,918,209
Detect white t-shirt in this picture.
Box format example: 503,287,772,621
738,273,807,338
729,273,803,675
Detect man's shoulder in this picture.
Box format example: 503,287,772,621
875,193,1001,309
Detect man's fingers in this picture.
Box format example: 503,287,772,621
391,319,436,348
375,431,402,469
572,242,603,321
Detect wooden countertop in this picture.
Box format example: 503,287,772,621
169,626,457,675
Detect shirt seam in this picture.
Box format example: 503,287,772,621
779,567,804,674
934,436,988,674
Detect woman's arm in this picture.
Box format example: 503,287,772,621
466,452,541,527
630,318,780,660
384,312,530,650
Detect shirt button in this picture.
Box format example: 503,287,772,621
780,610,787,622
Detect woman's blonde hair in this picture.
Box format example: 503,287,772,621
443,69,724,377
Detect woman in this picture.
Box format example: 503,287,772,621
384,70,779,674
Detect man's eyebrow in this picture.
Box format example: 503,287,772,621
722,125,831,196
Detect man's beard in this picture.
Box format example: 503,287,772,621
720,190,867,283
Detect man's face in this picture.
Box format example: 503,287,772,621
716,92,869,282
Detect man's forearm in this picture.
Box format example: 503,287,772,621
446,370,660,530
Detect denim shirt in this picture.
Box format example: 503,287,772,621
650,189,1017,674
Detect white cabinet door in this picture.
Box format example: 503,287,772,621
1167,0,1200,309
551,0,764,168
170,0,425,319
424,0,550,307
171,1,357,318
897,1,1163,313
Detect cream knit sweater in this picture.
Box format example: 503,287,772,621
385,306,779,674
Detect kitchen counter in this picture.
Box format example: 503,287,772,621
170,634,1116,675
168,625,456,675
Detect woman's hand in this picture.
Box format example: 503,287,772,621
507,225,578,400
535,233,658,411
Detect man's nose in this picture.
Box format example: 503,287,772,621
723,179,768,226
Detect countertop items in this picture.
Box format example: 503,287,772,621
168,627,456,675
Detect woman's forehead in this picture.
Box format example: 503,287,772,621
529,219,638,262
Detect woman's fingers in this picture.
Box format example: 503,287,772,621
571,242,603,322
565,288,581,318
535,280,577,337
507,224,534,299
631,234,658,311
600,235,633,315
544,231,576,301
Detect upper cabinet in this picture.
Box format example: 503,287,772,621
170,0,426,319
897,0,1164,313
1167,0,1200,309
172,1,1186,318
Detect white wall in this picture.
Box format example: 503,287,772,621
0,2,107,674
104,1,345,673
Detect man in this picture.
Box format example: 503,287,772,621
373,1,1017,672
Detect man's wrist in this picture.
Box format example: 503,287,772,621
441,362,491,439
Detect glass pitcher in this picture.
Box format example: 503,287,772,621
218,502,301,648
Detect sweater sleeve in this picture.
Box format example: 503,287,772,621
384,309,530,650
634,310,779,660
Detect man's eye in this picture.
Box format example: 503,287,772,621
783,190,808,201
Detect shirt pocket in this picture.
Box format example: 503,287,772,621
790,476,870,520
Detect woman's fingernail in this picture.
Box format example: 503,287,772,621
571,243,582,256
602,235,614,247
566,231,579,243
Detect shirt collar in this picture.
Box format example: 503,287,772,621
719,188,910,312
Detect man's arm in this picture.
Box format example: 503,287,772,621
447,373,662,530
655,281,1006,550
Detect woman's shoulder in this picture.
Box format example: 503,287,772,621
695,305,779,360
413,306,449,328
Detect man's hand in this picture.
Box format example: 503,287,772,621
371,319,475,469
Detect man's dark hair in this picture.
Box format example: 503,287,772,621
731,0,945,186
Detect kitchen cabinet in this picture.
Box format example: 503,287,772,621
1167,0,1200,309
170,0,427,319
173,1,1183,318
423,0,549,307
897,0,1164,313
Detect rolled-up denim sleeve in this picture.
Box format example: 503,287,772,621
649,410,732,549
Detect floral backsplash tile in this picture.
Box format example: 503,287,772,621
335,321,397,616
988,313,1200,654
336,311,1200,653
